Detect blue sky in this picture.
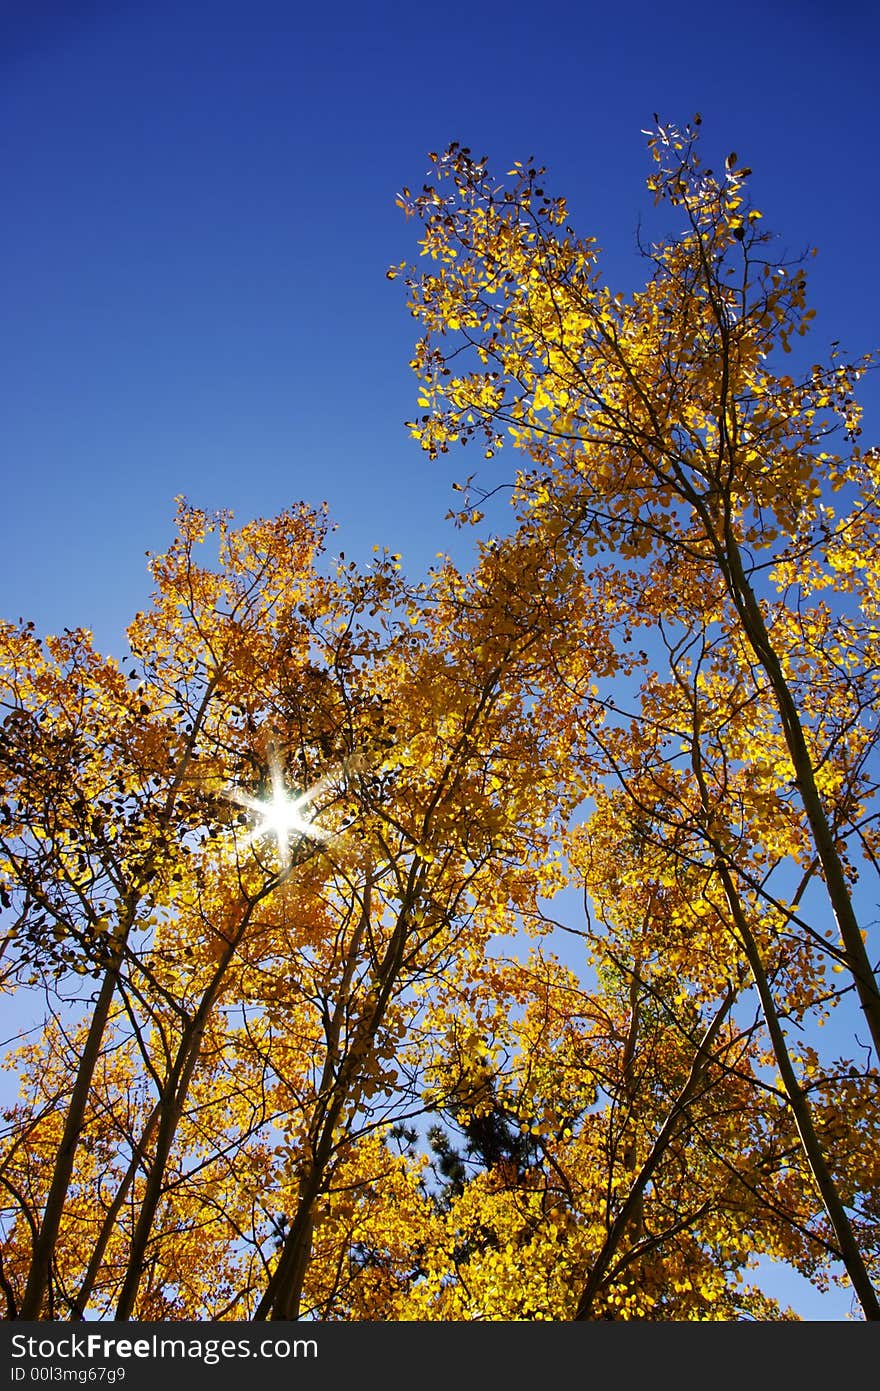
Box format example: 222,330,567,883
2,0,877,1319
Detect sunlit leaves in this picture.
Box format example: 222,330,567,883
2,122,879,1322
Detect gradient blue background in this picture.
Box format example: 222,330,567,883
2,0,877,1319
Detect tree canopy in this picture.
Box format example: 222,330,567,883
2,121,878,1321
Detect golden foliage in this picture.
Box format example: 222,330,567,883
2,124,879,1321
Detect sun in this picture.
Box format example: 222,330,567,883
223,748,333,868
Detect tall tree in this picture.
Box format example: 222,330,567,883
396,120,880,1317
396,121,880,1060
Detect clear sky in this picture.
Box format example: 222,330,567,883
2,0,877,1319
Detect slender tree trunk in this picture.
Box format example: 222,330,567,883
682,670,880,1320
23,676,225,1319
20,948,124,1318
71,1102,161,1318
721,529,880,1061
254,1164,325,1321
656,456,880,1060
113,1020,208,1319
619,957,645,1239
574,985,736,1319
113,901,257,1320
255,866,416,1320
715,857,880,1321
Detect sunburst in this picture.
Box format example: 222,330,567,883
223,748,334,868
